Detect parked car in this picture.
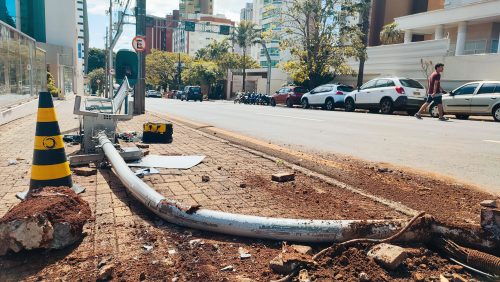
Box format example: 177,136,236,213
271,86,309,107
175,90,183,99
166,91,176,99
428,81,500,121
344,77,426,115
301,84,354,111
145,90,162,98
181,86,203,102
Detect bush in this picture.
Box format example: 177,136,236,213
47,72,60,97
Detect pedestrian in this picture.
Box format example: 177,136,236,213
415,63,448,121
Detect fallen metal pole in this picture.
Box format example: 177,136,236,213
99,134,423,242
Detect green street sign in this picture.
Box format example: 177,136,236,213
185,21,196,32
219,25,230,35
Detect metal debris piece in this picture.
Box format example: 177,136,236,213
127,155,205,169
134,168,160,178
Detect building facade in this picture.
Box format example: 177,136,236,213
145,15,168,54
346,0,500,89
240,2,253,21
179,0,213,17
0,0,85,102
251,0,290,68
172,14,234,56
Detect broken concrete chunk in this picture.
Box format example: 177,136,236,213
189,239,204,248
298,269,311,282
220,265,234,272
136,143,150,149
367,243,407,270
98,264,115,281
73,167,97,176
480,200,497,208
0,187,91,256
269,254,299,275
291,245,313,255
238,247,251,259
271,172,295,183
451,274,467,282
359,272,370,282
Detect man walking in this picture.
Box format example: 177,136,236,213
415,63,448,121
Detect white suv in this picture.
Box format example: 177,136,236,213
301,84,354,111
344,77,426,115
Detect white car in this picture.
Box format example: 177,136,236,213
301,84,354,111
429,81,500,121
344,77,426,115
146,90,162,98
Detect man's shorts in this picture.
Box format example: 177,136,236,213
426,94,443,105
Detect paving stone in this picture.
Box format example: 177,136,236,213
271,172,295,182
367,243,407,270
72,167,97,176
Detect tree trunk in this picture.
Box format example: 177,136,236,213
242,48,246,92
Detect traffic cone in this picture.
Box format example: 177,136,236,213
29,92,73,191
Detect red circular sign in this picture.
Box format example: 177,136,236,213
132,36,147,52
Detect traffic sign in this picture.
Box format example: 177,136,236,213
132,36,147,52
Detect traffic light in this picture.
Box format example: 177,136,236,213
219,25,230,35
116,49,138,86
184,21,196,32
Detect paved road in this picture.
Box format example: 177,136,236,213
147,98,500,194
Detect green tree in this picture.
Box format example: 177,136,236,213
88,68,106,94
182,61,223,97
47,72,60,97
380,22,403,45
279,0,361,89
231,21,259,92
87,48,106,73
145,50,191,90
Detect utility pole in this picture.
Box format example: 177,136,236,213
104,27,109,97
134,0,146,114
357,0,371,88
108,0,114,98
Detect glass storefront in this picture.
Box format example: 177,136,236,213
0,20,46,108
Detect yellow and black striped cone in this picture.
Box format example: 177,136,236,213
29,91,72,190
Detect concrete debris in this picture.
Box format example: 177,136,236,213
235,275,255,282
367,243,407,270
269,254,300,275
480,200,497,208
413,272,425,282
202,175,210,182
377,167,391,173
271,172,295,183
334,273,343,280
97,264,114,281
291,245,313,255
189,239,204,248
451,274,467,282
220,265,234,272
142,245,154,252
358,272,370,282
73,167,97,176
7,159,17,165
298,269,311,282
440,274,450,282
238,247,251,259
168,248,177,255
0,187,91,256
143,149,150,156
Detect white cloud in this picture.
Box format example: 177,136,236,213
87,0,109,16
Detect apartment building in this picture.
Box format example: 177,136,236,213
347,0,500,89
180,0,213,17
240,2,253,21
172,13,234,56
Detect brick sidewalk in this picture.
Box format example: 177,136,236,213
0,99,405,280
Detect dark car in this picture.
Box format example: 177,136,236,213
181,86,203,102
271,86,309,107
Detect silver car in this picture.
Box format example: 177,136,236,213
429,81,500,121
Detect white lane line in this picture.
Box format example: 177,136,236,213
256,113,325,122
483,140,500,144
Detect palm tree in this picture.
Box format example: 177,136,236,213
380,22,404,45
231,21,259,92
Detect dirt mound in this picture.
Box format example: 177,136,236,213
0,187,92,255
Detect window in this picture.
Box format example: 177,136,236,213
360,80,377,90
477,83,500,94
454,83,479,95
492,40,499,53
376,79,395,87
338,85,354,92
293,87,308,93
400,79,424,89
464,40,486,55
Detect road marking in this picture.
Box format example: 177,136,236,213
483,140,500,144
256,113,325,122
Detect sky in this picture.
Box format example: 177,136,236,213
88,0,247,50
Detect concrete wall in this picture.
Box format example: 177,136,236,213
227,68,290,98
428,0,444,10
